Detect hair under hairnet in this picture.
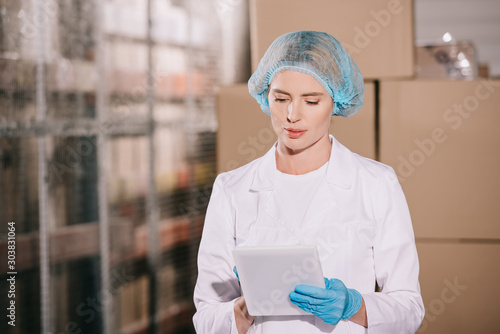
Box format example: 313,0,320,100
248,31,364,117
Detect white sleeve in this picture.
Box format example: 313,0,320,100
193,174,240,333
363,168,425,333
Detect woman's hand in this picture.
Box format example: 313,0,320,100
289,278,367,327
234,295,255,334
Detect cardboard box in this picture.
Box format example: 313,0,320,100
216,84,276,173
331,81,376,160
416,241,500,333
379,79,500,239
217,82,376,173
250,0,414,79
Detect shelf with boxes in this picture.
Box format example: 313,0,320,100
0,57,212,106
0,214,205,274
1,0,220,333
120,300,194,334
114,231,202,334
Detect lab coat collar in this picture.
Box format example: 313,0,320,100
250,135,354,191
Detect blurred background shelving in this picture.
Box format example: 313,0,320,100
0,0,231,333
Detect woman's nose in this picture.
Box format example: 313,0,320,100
287,101,301,123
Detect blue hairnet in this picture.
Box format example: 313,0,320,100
248,31,364,117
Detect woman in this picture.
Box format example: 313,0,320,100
193,31,424,333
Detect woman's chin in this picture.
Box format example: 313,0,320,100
279,138,309,155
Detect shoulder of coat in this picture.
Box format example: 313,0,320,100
216,156,263,189
350,152,397,182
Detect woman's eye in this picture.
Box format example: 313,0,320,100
306,101,319,105
274,98,287,102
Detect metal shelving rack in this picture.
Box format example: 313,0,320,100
0,0,222,333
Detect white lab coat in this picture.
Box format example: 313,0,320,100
193,136,424,333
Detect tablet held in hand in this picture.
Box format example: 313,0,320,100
233,245,325,316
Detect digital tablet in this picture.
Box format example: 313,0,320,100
233,245,325,316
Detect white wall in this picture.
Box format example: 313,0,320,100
415,0,500,77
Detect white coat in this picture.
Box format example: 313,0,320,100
193,136,424,333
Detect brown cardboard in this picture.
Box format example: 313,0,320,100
216,84,277,173
416,241,500,333
379,79,500,239
330,81,376,160
250,0,414,79
217,82,376,173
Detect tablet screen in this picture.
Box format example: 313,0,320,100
233,245,325,316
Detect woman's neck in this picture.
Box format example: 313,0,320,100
275,136,332,175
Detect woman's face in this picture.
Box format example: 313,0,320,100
268,70,334,155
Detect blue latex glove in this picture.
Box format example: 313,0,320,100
289,278,363,325
233,266,239,280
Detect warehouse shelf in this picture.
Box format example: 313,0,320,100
104,33,209,52
0,118,150,138
0,0,220,333
121,301,194,334
0,214,205,274
0,57,211,99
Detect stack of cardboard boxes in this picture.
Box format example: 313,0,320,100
217,0,500,332
380,79,500,333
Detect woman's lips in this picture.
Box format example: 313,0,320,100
284,128,307,139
